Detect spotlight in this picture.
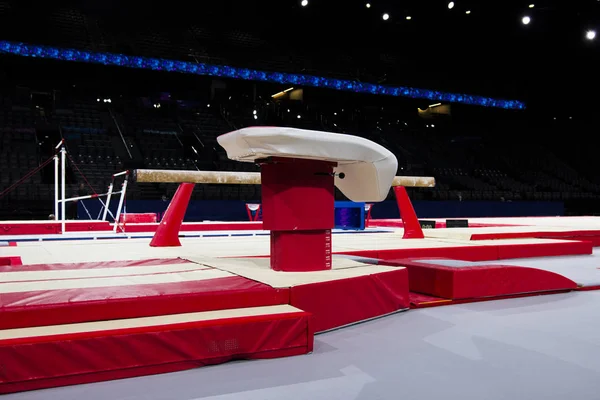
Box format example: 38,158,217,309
253,115,258,120
448,1,455,9
382,13,390,20
301,0,308,6
297,115,302,119
528,3,534,8
522,16,531,25
406,15,412,20
253,110,257,115
586,30,597,40
366,3,371,8
465,10,471,14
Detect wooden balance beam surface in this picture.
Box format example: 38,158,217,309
133,169,436,188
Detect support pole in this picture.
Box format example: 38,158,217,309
54,154,59,221
60,146,66,234
102,182,114,221
393,186,424,239
113,177,129,233
150,183,195,246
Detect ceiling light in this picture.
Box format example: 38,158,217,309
301,0,308,6
522,16,531,25
382,13,390,20
528,4,534,8
465,10,471,14
448,2,455,9
366,3,371,8
406,15,412,20
587,30,597,40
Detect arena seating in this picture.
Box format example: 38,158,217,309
1,84,600,218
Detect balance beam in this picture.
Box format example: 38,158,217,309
133,169,436,188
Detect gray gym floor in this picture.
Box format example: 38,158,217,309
7,290,600,400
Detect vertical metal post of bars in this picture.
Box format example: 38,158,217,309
113,176,129,233
102,182,114,221
60,146,66,234
54,154,59,221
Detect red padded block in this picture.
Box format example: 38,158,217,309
0,222,60,235
0,311,313,394
119,213,158,223
0,256,22,267
380,259,578,300
290,268,409,332
0,276,290,330
261,158,335,231
65,221,112,232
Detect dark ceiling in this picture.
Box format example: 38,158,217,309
0,0,598,108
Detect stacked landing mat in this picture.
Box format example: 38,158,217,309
0,258,313,394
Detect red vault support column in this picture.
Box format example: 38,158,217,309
260,158,336,272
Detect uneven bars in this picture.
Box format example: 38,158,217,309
58,191,124,203
133,169,436,188
113,170,129,177
54,138,65,150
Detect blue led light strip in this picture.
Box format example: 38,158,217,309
0,41,525,110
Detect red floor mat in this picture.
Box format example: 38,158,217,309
0,308,313,394
1,275,289,330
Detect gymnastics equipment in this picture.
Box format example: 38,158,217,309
133,170,435,190
246,203,262,221
54,140,129,233
146,127,435,272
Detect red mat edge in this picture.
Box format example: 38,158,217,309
409,288,576,309
0,311,313,395
0,276,291,330
0,311,309,346
289,268,410,332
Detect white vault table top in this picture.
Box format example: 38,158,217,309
216,126,398,202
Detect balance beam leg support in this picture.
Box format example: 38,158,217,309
150,183,195,247
394,186,424,239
